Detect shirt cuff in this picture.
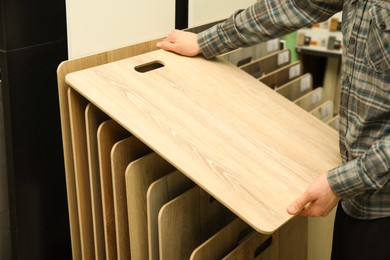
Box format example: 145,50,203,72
326,159,366,199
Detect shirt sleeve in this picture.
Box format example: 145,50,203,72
327,135,390,199
197,0,344,58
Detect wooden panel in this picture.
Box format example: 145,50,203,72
279,216,307,260
66,49,341,233
240,49,291,78
111,137,152,260
97,120,129,260
222,231,279,259
147,170,195,260
85,104,109,260
125,152,175,260
68,89,95,260
310,100,334,122
259,61,302,89
276,73,313,101
327,115,340,131
294,87,324,112
158,186,235,260
57,38,160,259
219,40,280,67
190,218,250,260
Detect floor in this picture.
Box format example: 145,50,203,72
0,80,12,260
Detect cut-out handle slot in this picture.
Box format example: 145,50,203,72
135,61,165,73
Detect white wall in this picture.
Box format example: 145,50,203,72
188,0,257,27
65,0,175,59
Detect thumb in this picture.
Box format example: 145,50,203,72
156,40,175,52
287,194,311,215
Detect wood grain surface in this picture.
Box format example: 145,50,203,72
147,171,195,260
125,152,175,260
66,49,341,233
85,104,109,260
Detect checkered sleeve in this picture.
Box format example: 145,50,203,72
197,0,344,58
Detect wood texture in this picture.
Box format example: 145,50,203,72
294,87,325,112
279,216,307,260
125,152,175,260
66,49,341,233
222,230,279,259
97,120,129,260
147,170,195,260
57,38,161,259
310,100,334,122
190,218,251,260
259,61,302,89
111,137,152,260
219,40,279,67
158,186,235,260
276,73,313,101
327,115,340,131
68,89,95,260
85,104,109,260
239,49,291,78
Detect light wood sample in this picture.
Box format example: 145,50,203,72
147,171,195,260
66,49,341,233
125,152,175,260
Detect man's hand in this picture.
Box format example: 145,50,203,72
157,30,201,57
287,173,340,217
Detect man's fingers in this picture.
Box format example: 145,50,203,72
287,195,311,215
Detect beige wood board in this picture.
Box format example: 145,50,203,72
327,115,340,131
68,88,95,260
190,218,251,260
125,152,175,260
66,49,341,233
310,100,334,123
294,87,325,112
222,230,279,259
278,216,307,260
239,49,291,78
111,136,152,260
147,170,195,260
85,103,109,260
158,186,235,260
56,38,161,259
219,40,279,66
97,120,129,260
276,73,313,101
259,61,302,89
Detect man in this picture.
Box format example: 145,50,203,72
157,0,390,259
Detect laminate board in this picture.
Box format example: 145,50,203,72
158,186,235,260
239,49,290,78
219,39,280,66
222,230,279,259
68,88,95,260
85,103,109,260
275,73,313,101
66,49,341,233
327,115,340,131
125,152,175,260
278,216,307,260
190,218,250,260
111,137,152,260
294,87,325,112
97,120,129,260
147,170,195,260
57,38,161,259
310,100,334,123
258,61,302,88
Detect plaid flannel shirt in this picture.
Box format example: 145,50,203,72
197,0,390,219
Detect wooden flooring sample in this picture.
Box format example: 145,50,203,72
147,170,195,260
111,136,152,260
97,120,129,260
85,104,109,260
66,49,341,233
276,73,313,101
125,152,175,260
